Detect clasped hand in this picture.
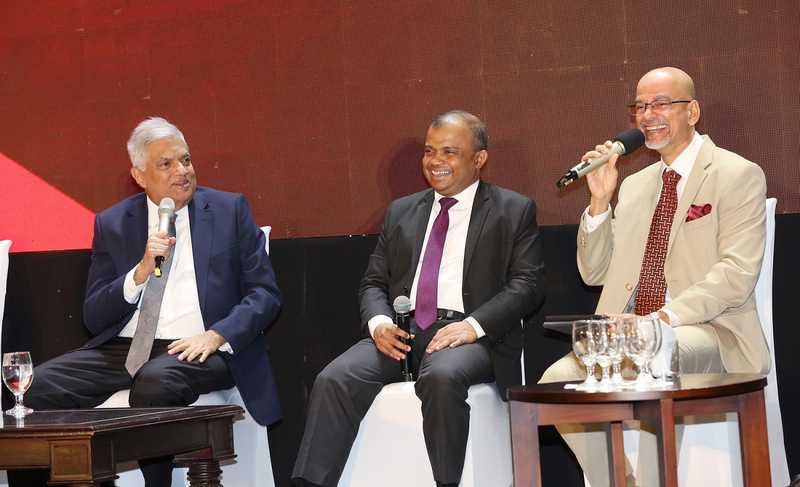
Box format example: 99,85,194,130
134,231,176,284
373,320,478,360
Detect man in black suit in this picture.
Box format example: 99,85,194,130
292,110,545,487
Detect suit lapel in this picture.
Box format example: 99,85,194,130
189,190,214,315
463,181,492,278
126,194,148,269
410,190,435,277
667,136,712,251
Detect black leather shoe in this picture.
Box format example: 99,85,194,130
788,473,800,487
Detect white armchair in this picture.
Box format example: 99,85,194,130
339,323,523,487
96,226,275,487
675,198,789,486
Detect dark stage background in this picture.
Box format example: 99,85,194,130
0,1,798,249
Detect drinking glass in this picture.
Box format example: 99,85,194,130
2,352,34,418
592,319,616,390
572,320,597,389
607,319,626,385
622,316,659,388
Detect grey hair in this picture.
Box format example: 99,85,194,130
430,110,488,151
126,117,187,170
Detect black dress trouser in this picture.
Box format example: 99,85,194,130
292,317,494,487
7,337,234,487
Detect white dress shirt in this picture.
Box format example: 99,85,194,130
119,197,232,352
582,130,705,325
368,179,486,338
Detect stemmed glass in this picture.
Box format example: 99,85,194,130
2,352,35,418
622,316,660,388
572,320,597,390
606,319,626,385
592,318,616,390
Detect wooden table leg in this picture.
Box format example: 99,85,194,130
510,401,542,487
186,459,223,487
737,390,771,486
606,421,627,487
635,398,678,487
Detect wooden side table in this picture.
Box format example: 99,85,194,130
507,374,770,487
0,405,241,486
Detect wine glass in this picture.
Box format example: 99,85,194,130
2,352,34,418
592,319,616,390
572,320,597,390
606,318,626,385
622,316,659,388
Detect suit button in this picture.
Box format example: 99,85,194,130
625,282,633,291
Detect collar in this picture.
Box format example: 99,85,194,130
433,179,480,210
661,131,704,178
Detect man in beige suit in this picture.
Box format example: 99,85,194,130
541,67,768,486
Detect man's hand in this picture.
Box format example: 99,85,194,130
426,321,478,354
133,231,176,284
373,323,412,361
584,141,620,216
168,330,227,363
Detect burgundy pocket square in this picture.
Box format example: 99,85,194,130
686,203,712,222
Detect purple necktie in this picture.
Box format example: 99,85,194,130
415,197,457,329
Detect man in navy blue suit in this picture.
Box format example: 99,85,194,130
14,117,281,487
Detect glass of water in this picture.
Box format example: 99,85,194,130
572,320,597,389
2,352,34,418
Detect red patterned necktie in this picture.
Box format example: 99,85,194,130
415,197,458,329
634,169,681,316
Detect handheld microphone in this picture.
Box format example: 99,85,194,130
556,128,645,189
153,197,176,278
393,295,413,382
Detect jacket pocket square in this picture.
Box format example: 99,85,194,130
686,203,712,222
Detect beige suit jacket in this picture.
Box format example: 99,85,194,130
577,135,769,373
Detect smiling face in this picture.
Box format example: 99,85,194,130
422,121,487,196
635,68,700,164
130,137,196,209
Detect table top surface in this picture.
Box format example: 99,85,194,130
0,405,242,433
507,373,767,403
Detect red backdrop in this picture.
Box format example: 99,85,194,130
1,1,798,251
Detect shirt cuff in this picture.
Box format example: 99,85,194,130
659,308,681,327
465,316,486,339
368,314,394,339
582,205,611,233
219,342,233,354
123,266,147,304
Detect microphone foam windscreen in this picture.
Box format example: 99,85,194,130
393,295,412,314
613,128,645,154
159,197,176,212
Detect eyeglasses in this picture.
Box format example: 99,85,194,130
627,98,692,116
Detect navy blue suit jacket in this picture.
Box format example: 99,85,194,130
82,187,282,425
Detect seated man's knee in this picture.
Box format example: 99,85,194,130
415,366,466,402
129,367,192,407
540,352,585,384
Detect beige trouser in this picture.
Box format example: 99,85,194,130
539,324,724,487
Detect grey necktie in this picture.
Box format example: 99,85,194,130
125,220,176,376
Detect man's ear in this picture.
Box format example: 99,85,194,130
688,99,701,127
474,150,488,170
130,166,146,190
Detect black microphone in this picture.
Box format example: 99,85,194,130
556,128,645,189
153,197,176,278
393,295,413,382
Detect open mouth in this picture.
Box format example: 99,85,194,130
429,168,452,178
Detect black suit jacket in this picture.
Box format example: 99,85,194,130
81,187,282,425
359,181,545,393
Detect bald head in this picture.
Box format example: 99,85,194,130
639,67,696,99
